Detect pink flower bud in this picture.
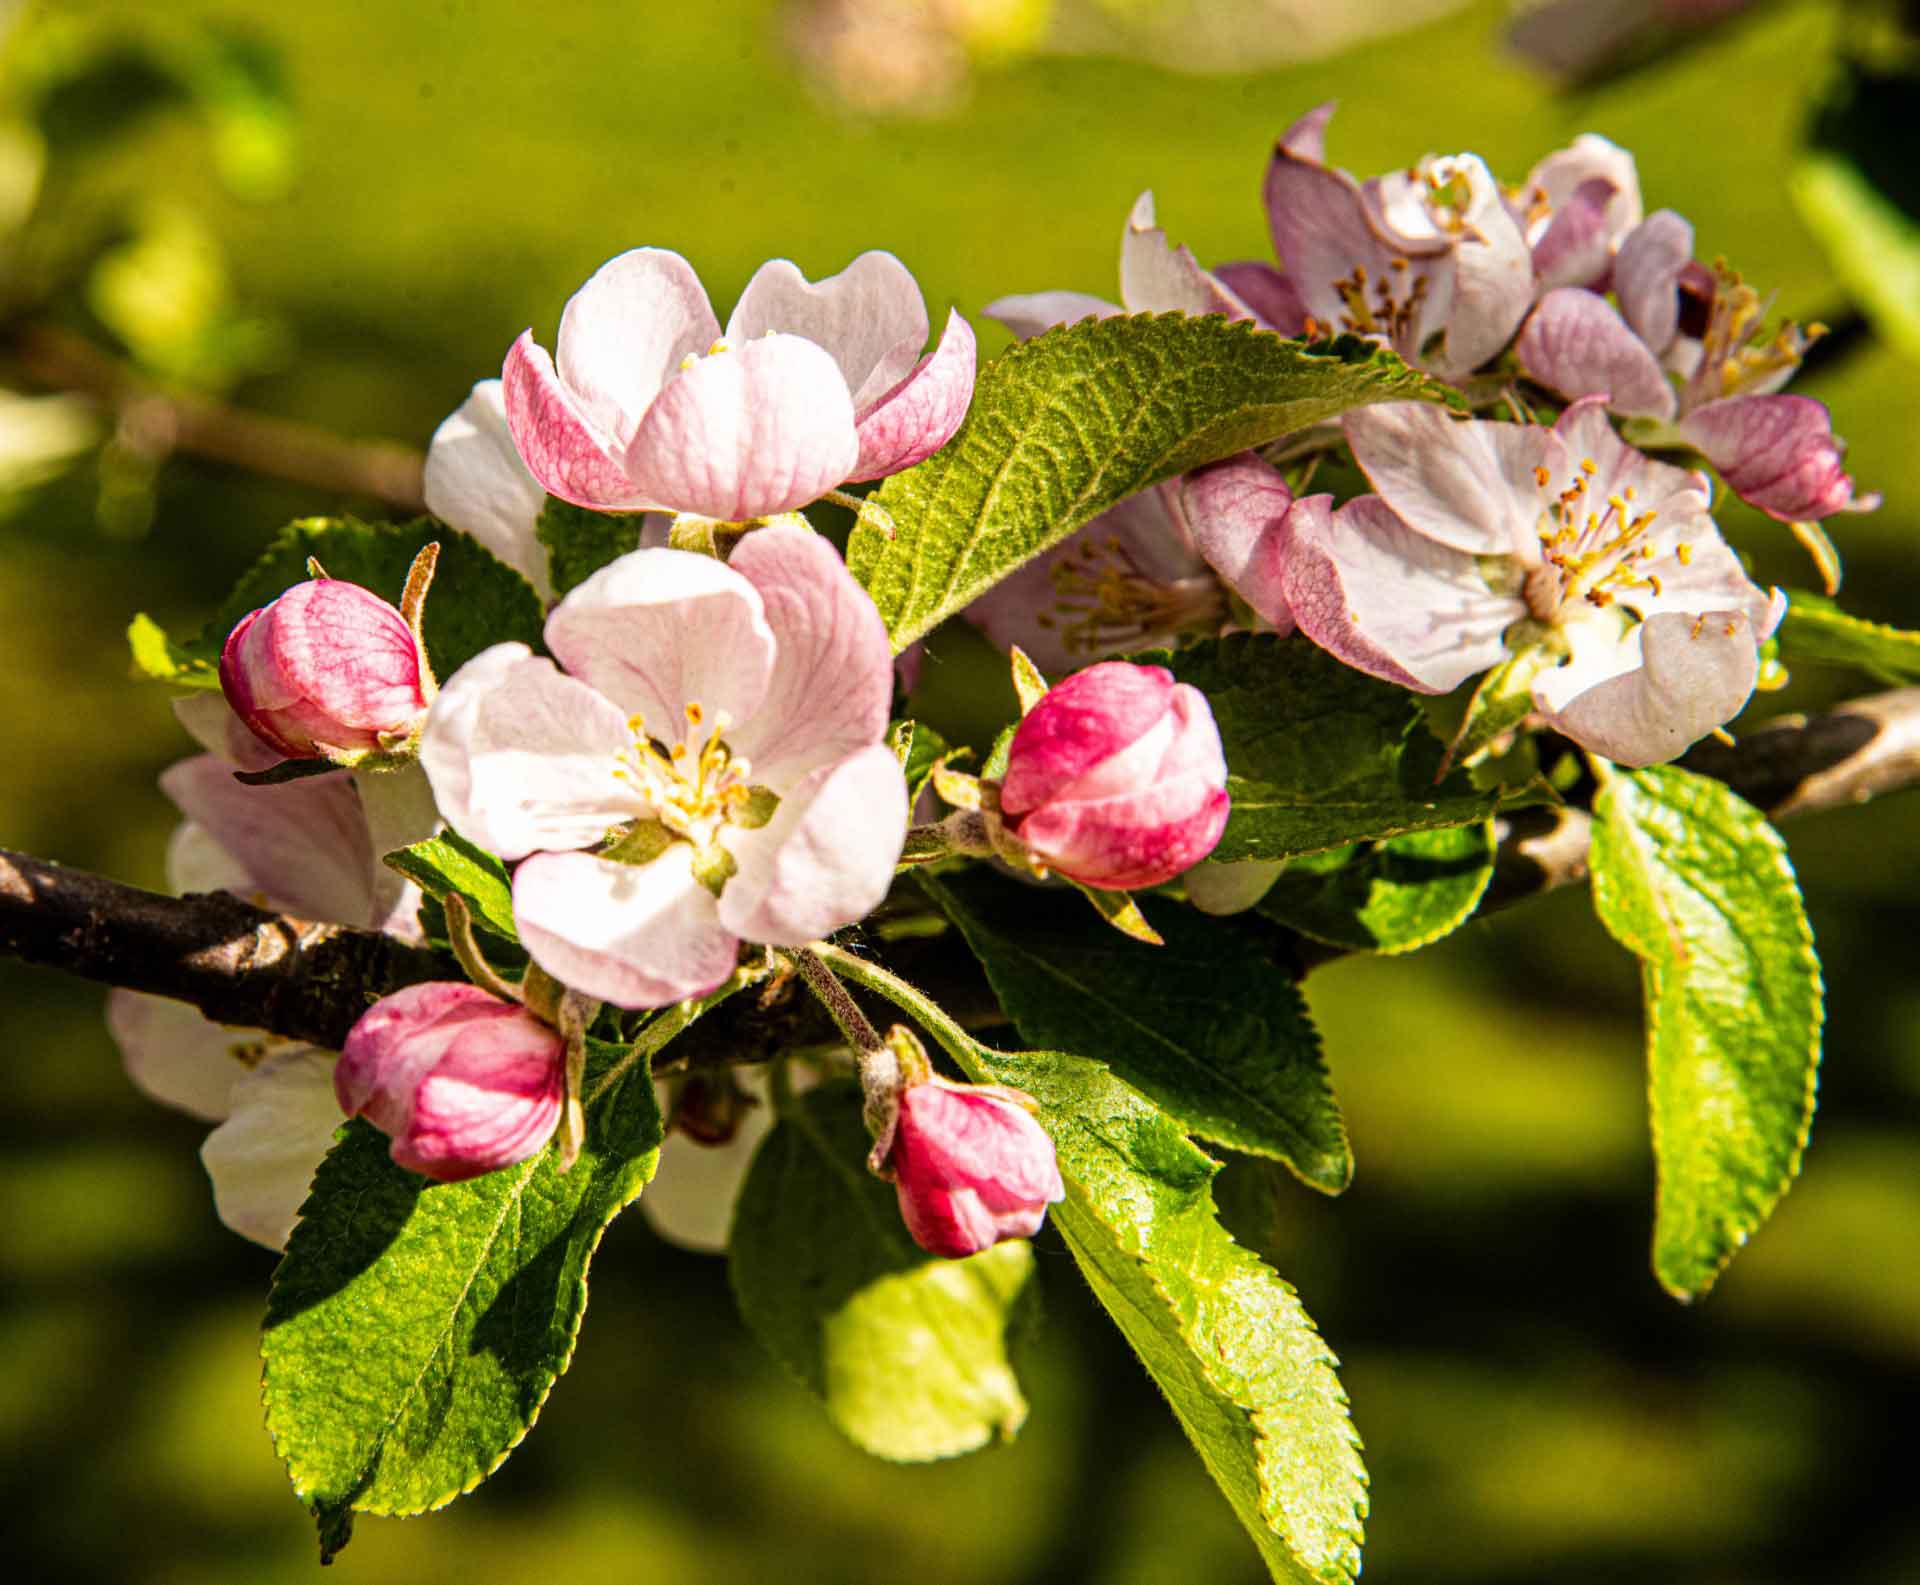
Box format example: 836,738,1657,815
336,982,566,1182
999,661,1229,890
220,579,431,762
886,1079,1064,1259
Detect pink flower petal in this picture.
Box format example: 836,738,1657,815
1534,609,1759,767
1424,156,1534,377
424,378,552,597
1278,102,1336,163
1344,402,1558,558
847,308,977,481
1531,176,1621,291
200,1046,342,1250
1284,495,1524,694
1210,260,1308,335
418,642,641,861
159,755,376,925
1015,772,1230,891
554,247,721,442
1180,452,1298,631
1679,394,1881,522
171,692,281,773
1000,662,1180,815
726,252,929,413
982,291,1120,340
1522,135,1643,243
397,1010,566,1182
717,742,907,948
503,331,658,511
1120,191,1255,318
542,550,776,744
1614,209,1694,355
622,333,859,519
724,524,893,785
514,847,740,1010
335,981,501,1129
1517,287,1677,419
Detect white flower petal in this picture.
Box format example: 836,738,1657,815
1344,402,1557,559
554,247,721,444
543,549,777,746
724,524,893,786
419,643,640,861
718,743,907,948
514,848,740,1010
351,764,440,940
200,1047,343,1251
981,291,1120,341
640,1066,789,1255
108,990,249,1122
726,252,930,413
170,692,281,772
423,379,552,598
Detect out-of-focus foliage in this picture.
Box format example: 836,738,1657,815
4,0,1919,1581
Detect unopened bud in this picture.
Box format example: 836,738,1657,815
885,1076,1064,1259
336,982,565,1182
998,660,1229,890
220,578,432,764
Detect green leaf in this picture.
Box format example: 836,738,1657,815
1775,590,1920,686
921,869,1350,1193
958,1038,1367,1584
848,316,1455,651
729,1082,1034,1462
384,831,518,942
1791,61,1920,364
1589,764,1824,1300
1161,635,1514,861
204,516,545,682
1256,822,1496,955
126,611,219,688
262,1037,662,1549
535,495,644,599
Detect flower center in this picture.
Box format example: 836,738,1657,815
1693,263,1821,400
1526,459,1692,621
678,337,734,372
1037,535,1226,657
1303,256,1430,344
613,701,758,849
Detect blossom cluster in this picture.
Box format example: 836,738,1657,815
975,104,1873,768
113,106,1870,1271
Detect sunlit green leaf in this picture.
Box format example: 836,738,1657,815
1590,764,1824,1299
1776,590,1920,686
849,317,1454,651
1256,822,1496,955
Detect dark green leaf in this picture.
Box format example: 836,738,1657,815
203,516,545,682
1775,590,1920,686
1590,765,1824,1299
384,831,518,942
1161,635,1514,861
535,496,645,599
921,869,1350,1193
262,1037,661,1544
1256,822,1496,955
729,1082,1034,1461
848,316,1456,651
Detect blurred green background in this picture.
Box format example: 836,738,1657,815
3,0,1918,1581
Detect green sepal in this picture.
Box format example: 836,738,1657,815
596,818,675,867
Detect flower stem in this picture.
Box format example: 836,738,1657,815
585,966,762,1107
443,893,523,1005
808,942,982,1083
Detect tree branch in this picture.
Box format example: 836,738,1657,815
4,322,428,512
4,688,1918,1060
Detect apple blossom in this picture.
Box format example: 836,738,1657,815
1516,210,1879,520
424,379,552,597
1260,103,1533,380
1506,134,1643,292
503,247,975,523
420,522,907,1009
336,982,567,1182
884,1075,1064,1259
1265,397,1781,766
221,577,433,764
999,661,1229,890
